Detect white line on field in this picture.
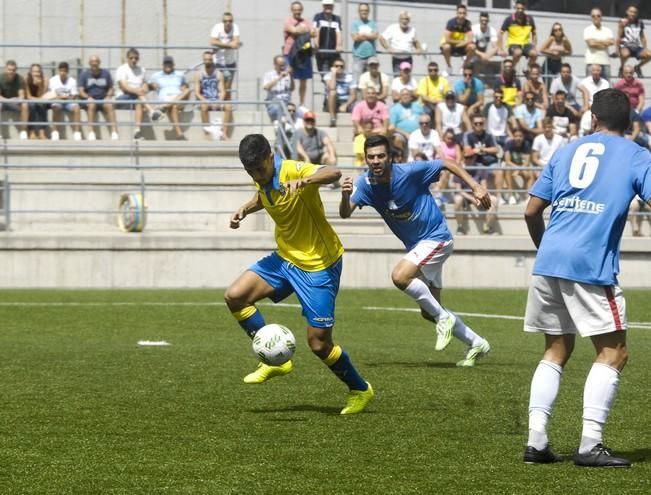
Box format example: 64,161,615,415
1,301,650,329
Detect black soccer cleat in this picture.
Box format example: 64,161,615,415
523,445,563,464
572,444,631,468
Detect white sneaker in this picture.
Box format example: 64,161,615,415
19,130,28,140
499,196,507,206
51,130,60,141
87,131,96,141
508,195,517,205
73,131,82,141
110,131,119,140
442,67,452,77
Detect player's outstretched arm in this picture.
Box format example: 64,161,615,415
339,176,357,218
285,165,342,195
230,192,263,229
442,158,491,209
524,195,550,248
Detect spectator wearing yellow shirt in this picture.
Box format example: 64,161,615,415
353,120,373,166
497,0,537,71
493,59,522,108
416,61,450,116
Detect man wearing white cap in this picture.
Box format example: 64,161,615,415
313,0,342,77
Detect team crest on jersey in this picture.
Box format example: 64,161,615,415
295,161,304,171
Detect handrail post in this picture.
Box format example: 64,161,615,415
2,138,10,231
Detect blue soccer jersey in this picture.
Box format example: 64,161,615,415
530,132,651,285
351,161,452,250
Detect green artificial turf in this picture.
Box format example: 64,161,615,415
0,289,649,494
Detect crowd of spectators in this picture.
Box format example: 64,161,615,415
0,1,650,232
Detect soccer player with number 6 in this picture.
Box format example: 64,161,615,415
522,88,651,467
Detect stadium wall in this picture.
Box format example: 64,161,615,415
1,233,650,289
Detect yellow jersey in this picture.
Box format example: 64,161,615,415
255,156,344,271
416,76,450,103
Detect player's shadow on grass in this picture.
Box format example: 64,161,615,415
618,447,651,463
249,404,341,415
365,361,457,369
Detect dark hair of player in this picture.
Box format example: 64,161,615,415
239,134,271,168
591,88,631,133
364,134,391,155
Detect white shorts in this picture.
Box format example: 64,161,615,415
524,275,627,337
403,239,453,289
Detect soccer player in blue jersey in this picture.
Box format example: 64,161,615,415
339,134,493,367
224,134,373,415
523,88,651,467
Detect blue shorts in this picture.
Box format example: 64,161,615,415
286,55,313,80
216,62,236,81
249,252,342,328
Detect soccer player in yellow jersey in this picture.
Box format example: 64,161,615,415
224,134,374,415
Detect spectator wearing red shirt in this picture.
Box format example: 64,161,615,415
351,86,388,136
613,65,645,113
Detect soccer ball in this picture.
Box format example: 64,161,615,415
252,324,296,366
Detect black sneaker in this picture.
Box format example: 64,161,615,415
572,444,631,468
523,445,563,464
634,64,644,78
329,117,337,128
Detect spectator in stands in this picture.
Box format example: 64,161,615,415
626,107,650,150
351,2,378,86
531,117,565,170
546,90,579,140
614,64,645,114
0,60,29,139
115,48,156,140
283,1,313,108
498,1,538,71
522,63,548,109
194,50,233,140
263,55,294,124
148,56,191,140
79,55,119,141
48,61,82,141
25,63,48,140
549,63,589,112
280,102,303,158
417,61,450,116
440,4,475,77
351,86,388,137
472,12,498,65
379,11,423,75
579,64,610,106
454,65,485,116
408,113,440,162
483,88,512,147
513,90,544,143
389,88,424,154
540,22,572,78
313,0,342,78
357,57,390,102
390,61,417,102
584,8,615,79
436,91,470,144
463,114,503,205
210,11,241,101
494,59,521,108
628,196,650,237
453,120,499,235
324,57,355,128
503,127,533,204
353,119,373,166
295,111,336,166
617,4,651,78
